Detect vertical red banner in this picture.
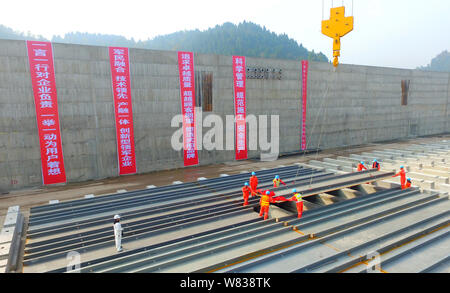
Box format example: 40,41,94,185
108,47,137,175
177,52,199,167
301,60,309,151
26,41,67,185
232,56,248,160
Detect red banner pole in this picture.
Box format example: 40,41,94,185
232,56,248,160
177,52,199,167
108,47,137,175
26,41,67,185
301,60,309,151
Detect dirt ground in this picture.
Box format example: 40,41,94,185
0,134,449,219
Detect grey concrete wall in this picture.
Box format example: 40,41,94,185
305,62,450,149
0,39,448,191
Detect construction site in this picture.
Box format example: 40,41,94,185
0,2,450,275
0,135,448,273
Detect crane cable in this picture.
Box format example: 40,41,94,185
322,0,354,19
295,0,352,188
306,67,337,188
292,62,336,188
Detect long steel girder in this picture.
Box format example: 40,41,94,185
25,167,398,272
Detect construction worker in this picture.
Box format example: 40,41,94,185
259,191,273,220
273,175,287,188
393,166,407,189
357,161,368,172
249,172,258,197
113,215,123,252
242,182,251,206
372,159,381,171
404,178,412,190
290,189,304,219
259,189,276,199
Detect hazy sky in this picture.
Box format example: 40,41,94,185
1,0,449,69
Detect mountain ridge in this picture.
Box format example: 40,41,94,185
0,21,328,62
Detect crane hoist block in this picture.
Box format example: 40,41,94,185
322,6,354,67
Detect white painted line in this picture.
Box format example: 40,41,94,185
172,181,183,185
116,190,127,193
220,174,229,177
146,185,156,189
84,194,95,199
49,200,59,204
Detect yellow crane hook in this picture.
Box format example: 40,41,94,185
322,6,354,67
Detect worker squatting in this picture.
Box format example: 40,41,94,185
112,162,412,253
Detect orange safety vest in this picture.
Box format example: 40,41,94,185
293,193,303,203
273,179,281,187
357,164,367,171
260,195,271,207
372,162,380,170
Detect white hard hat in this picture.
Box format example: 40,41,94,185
114,214,121,220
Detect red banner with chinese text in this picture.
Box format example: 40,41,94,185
26,41,67,185
301,60,309,151
108,47,137,175
177,52,199,167
232,56,248,160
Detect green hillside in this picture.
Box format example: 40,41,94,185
0,22,328,62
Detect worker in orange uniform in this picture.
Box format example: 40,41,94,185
357,161,368,172
404,178,412,190
273,175,287,188
372,159,381,171
259,191,274,220
249,172,258,197
290,189,304,219
242,182,251,206
393,166,407,189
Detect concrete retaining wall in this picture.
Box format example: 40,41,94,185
0,39,449,190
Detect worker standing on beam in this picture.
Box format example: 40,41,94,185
357,161,368,172
393,166,407,189
259,191,273,220
290,189,304,219
113,215,123,253
273,175,287,188
372,159,381,171
250,172,258,197
242,182,251,206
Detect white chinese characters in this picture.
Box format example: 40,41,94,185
110,47,136,173
179,52,198,163
233,56,247,156
27,41,66,183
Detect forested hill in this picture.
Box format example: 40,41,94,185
0,22,328,62
138,22,329,62
418,51,450,73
